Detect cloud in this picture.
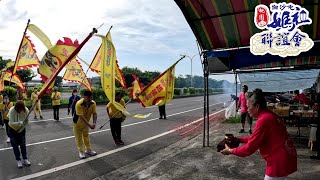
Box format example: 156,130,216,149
0,0,231,81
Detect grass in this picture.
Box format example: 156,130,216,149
223,116,241,123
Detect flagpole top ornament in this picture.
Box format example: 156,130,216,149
92,28,98,34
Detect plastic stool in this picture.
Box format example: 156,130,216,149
309,124,317,150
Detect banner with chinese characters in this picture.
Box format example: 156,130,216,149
3,70,26,91
250,2,314,57
137,60,180,107
63,59,92,91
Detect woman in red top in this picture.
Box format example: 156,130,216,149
221,89,297,179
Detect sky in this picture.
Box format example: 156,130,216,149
0,0,235,83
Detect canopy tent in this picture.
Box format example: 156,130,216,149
174,0,320,147
175,0,320,72
239,69,320,92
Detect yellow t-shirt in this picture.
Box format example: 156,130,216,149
31,92,38,103
51,92,61,106
3,102,13,121
75,98,97,126
107,99,125,118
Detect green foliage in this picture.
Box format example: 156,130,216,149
54,76,63,87
183,88,189,94
174,88,181,95
224,116,241,123
188,87,196,94
2,86,17,101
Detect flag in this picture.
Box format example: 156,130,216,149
28,24,52,49
38,37,79,93
0,71,5,91
97,33,129,115
89,33,126,88
129,74,143,99
38,29,97,99
63,58,92,91
13,36,39,74
132,113,152,119
2,70,25,91
137,60,181,107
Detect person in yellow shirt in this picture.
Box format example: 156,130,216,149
31,88,43,120
3,95,13,143
107,92,126,146
73,90,97,159
16,88,27,105
51,87,61,121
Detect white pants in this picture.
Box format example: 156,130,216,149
264,175,285,180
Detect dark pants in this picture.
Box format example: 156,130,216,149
53,105,60,120
317,111,320,154
159,105,166,118
4,120,9,137
240,112,252,125
8,127,27,161
110,118,122,141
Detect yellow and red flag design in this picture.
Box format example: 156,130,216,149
0,71,5,91
63,58,92,91
13,36,39,74
38,37,79,93
89,33,126,89
137,60,180,107
97,34,129,115
129,74,143,99
2,70,26,92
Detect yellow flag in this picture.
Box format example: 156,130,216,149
129,74,143,99
137,60,180,107
38,37,79,93
89,33,126,88
13,36,39,74
63,59,92,91
2,71,26,91
28,24,52,49
97,34,129,115
0,72,5,91
132,113,152,119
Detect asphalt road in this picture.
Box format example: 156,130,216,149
0,94,229,180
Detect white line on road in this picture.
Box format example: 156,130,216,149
0,101,225,152
145,104,172,109
11,109,225,180
29,117,72,123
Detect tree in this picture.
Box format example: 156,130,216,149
54,76,63,87
0,56,36,82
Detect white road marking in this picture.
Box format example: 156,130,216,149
29,117,72,123
145,104,172,109
11,109,225,180
0,101,225,152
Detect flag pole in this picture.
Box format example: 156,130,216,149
9,19,30,86
99,98,132,129
18,28,98,132
68,26,113,115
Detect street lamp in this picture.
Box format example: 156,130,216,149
180,54,198,87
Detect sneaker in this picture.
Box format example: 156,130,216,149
85,149,97,156
239,129,245,133
17,160,23,168
34,116,37,120
249,129,252,134
79,152,86,159
118,140,124,145
159,117,163,119
22,159,31,166
164,117,167,119
40,116,44,120
6,137,10,143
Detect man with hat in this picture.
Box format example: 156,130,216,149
51,87,61,121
